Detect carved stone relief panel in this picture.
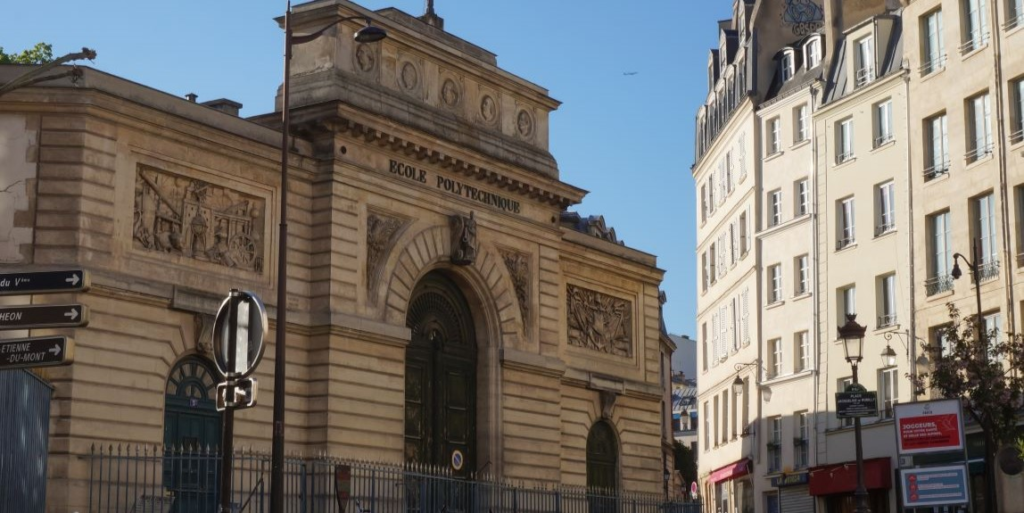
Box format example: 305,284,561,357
194,312,215,357
133,164,265,272
499,249,530,323
366,210,409,295
449,212,477,266
478,88,499,127
354,43,379,75
440,76,462,110
566,284,633,357
516,109,534,140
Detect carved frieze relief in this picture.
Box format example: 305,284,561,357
366,210,409,295
441,77,461,109
478,90,498,126
354,43,378,74
133,164,265,272
499,249,530,323
566,284,633,357
449,212,477,266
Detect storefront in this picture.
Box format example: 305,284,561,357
707,459,753,513
766,472,813,513
809,457,892,513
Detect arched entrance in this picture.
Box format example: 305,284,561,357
404,271,478,476
163,356,221,513
587,420,619,489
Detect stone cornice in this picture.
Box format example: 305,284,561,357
285,105,586,210
500,348,566,378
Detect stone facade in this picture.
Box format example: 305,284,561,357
0,2,667,511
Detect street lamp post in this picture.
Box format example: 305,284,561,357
270,5,386,512
950,238,999,513
838,314,870,513
951,238,984,347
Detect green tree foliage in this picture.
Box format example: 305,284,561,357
910,303,1024,512
0,43,54,65
672,440,698,490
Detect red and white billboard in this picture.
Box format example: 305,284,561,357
893,399,964,455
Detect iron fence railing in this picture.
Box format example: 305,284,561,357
88,445,701,513
1,370,53,513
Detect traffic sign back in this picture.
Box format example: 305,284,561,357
213,290,267,378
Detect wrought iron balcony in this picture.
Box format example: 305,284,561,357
959,31,990,54
877,314,898,329
924,161,950,181
855,66,875,87
965,143,994,163
918,55,947,76
925,275,954,296
875,221,896,237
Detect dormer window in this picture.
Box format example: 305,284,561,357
805,37,822,69
855,36,875,87
781,51,795,82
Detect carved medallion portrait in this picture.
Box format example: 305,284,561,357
566,284,633,357
480,95,497,123
400,62,419,91
441,78,460,108
133,165,265,272
355,43,376,72
516,109,534,138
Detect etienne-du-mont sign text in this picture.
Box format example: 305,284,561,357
0,336,74,370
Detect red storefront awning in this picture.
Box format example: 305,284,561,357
708,459,751,484
808,457,892,496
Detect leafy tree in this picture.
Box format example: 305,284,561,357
672,440,698,495
910,304,1024,513
0,43,54,65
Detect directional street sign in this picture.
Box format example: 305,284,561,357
0,270,90,296
0,336,74,370
0,304,90,330
836,390,879,418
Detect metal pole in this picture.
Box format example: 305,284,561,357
270,4,292,512
851,363,870,513
221,291,239,513
972,238,983,345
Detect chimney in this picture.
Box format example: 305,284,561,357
185,92,198,102
201,98,243,117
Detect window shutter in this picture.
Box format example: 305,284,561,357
741,287,750,344
712,313,720,366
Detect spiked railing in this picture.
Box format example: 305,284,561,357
88,445,702,513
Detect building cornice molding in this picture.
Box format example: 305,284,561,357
290,105,586,210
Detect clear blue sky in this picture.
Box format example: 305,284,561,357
5,0,725,338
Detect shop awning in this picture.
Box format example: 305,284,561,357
808,457,891,496
708,458,751,484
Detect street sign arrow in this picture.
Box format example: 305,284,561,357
0,270,90,296
0,304,90,330
0,336,74,370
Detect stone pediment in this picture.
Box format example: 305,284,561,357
276,0,562,180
